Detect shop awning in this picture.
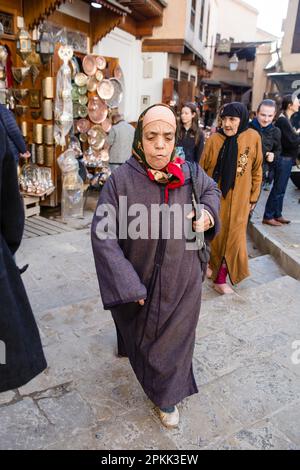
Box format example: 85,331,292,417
201,79,221,86
221,80,251,90
268,72,300,94
24,0,129,39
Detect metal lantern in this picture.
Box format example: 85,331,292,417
16,27,32,62
36,25,54,65
229,53,239,72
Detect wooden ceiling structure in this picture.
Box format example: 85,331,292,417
118,0,166,38
17,0,166,43
22,0,130,46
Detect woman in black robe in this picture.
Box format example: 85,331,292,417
91,104,221,428
0,123,47,393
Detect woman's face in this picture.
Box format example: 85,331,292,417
142,121,176,170
290,97,300,114
222,116,241,136
181,107,195,126
257,105,276,128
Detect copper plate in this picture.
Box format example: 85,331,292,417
95,70,103,82
77,119,91,134
73,103,79,119
106,78,123,108
72,86,79,102
79,95,88,105
97,79,114,101
83,55,97,76
79,133,88,143
96,56,106,70
88,96,108,124
78,104,88,118
87,76,98,92
114,64,123,80
101,119,112,133
78,85,88,96
75,72,88,87
100,149,109,162
89,124,106,139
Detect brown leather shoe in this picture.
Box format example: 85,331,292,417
275,217,291,224
262,219,283,226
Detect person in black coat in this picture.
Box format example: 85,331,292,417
177,102,204,163
291,111,300,130
0,104,28,162
263,94,300,226
249,99,282,191
0,122,46,393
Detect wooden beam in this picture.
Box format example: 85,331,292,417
49,11,89,35
0,0,22,13
119,0,164,18
182,53,194,61
120,15,163,38
23,0,67,30
90,6,123,46
142,39,185,54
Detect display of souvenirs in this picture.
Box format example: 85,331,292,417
89,165,111,189
72,54,125,160
10,32,125,210
83,146,103,168
57,148,84,220
54,45,74,147
12,66,30,84
19,164,54,196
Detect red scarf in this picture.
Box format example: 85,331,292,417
146,157,185,203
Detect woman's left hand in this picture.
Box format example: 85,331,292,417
187,210,211,232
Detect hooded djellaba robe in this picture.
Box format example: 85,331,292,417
91,156,221,409
0,123,47,393
200,128,263,285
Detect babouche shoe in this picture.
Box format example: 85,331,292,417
158,406,179,429
214,283,235,295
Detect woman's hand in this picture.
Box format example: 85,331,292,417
137,300,145,306
187,210,211,232
20,151,31,159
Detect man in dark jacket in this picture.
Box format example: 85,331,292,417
250,99,281,191
0,122,46,393
0,104,28,162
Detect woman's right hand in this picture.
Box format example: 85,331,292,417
137,300,145,306
20,151,31,159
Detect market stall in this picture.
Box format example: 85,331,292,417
0,1,127,217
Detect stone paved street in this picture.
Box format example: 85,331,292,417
250,181,300,280
1,190,300,450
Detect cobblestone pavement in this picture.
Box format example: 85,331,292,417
1,192,300,450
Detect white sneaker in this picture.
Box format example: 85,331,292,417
158,406,179,429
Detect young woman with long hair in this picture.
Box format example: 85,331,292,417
177,102,205,163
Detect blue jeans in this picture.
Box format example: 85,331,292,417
264,156,294,220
